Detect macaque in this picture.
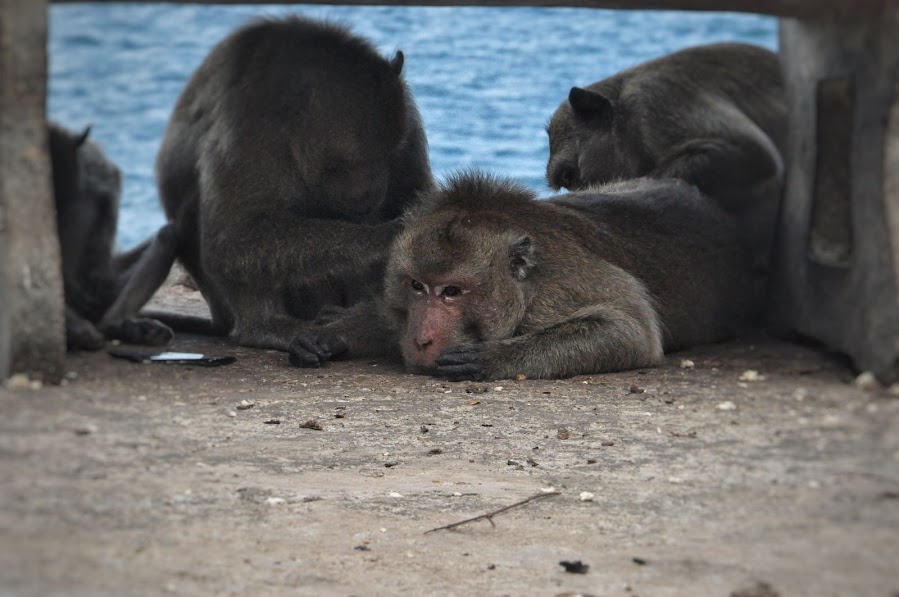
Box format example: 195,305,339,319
154,15,433,350
546,42,786,264
49,122,175,350
289,172,768,380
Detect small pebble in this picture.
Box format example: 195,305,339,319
388,492,403,498
493,386,504,392
227,411,237,418
540,486,557,493
680,359,695,369
265,497,286,506
854,371,881,392
514,374,526,381
793,387,808,401
628,384,645,394
557,427,570,440
73,423,98,436
299,419,323,430
889,383,899,397
822,414,841,427
717,401,737,411
579,491,594,502
5,374,31,390
739,369,764,382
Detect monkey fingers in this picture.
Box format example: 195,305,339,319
288,330,348,368
434,343,490,381
103,318,175,346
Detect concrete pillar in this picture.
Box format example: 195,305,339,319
773,4,899,383
0,0,66,384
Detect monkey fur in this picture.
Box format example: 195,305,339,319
546,42,786,265
155,15,433,350
49,122,176,350
289,172,767,380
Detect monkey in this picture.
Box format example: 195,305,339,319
288,171,769,380
49,122,177,351
545,42,786,265
154,15,433,351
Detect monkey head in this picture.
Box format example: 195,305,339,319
298,51,410,222
382,175,536,373
546,86,646,192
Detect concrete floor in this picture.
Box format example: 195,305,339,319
1,287,897,596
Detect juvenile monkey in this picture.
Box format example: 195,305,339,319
546,43,786,264
289,172,766,380
49,122,176,350
155,16,433,350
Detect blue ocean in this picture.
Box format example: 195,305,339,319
48,5,776,248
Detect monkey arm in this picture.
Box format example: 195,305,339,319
202,210,401,285
288,300,399,368
435,303,664,381
652,133,783,210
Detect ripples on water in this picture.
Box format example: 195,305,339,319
48,5,776,247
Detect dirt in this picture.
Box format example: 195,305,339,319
1,285,898,596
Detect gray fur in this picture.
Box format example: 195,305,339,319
289,172,767,380
49,122,176,350
546,43,786,265
155,15,433,351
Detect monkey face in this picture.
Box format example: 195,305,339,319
317,158,390,221
546,87,645,191
384,209,532,374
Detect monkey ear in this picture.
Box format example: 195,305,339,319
75,125,92,147
568,87,614,126
390,51,405,76
509,236,535,281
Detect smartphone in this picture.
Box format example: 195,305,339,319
107,348,236,367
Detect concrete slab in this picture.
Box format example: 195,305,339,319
1,285,897,595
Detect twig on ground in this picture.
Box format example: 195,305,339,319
424,491,561,534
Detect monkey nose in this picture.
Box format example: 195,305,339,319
414,336,433,351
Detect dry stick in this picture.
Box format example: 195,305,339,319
424,491,561,534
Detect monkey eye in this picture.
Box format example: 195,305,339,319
411,279,426,292
440,286,462,298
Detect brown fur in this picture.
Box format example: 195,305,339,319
546,43,786,266
49,122,176,350
155,16,433,350
289,172,767,380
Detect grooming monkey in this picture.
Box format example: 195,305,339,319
154,15,433,349
50,122,176,350
546,42,786,264
289,172,767,380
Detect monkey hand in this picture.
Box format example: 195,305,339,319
102,317,174,346
288,329,348,368
435,343,491,381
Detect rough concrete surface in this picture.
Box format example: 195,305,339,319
1,284,898,597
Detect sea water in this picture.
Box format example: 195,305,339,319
48,4,776,248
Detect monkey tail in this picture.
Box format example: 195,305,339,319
139,310,228,337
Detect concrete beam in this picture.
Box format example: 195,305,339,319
772,3,899,383
0,0,66,384
46,0,886,20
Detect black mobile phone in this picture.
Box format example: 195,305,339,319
107,348,236,367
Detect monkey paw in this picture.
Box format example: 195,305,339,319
67,322,106,352
105,318,174,346
435,343,490,381
289,329,348,368
313,305,349,326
